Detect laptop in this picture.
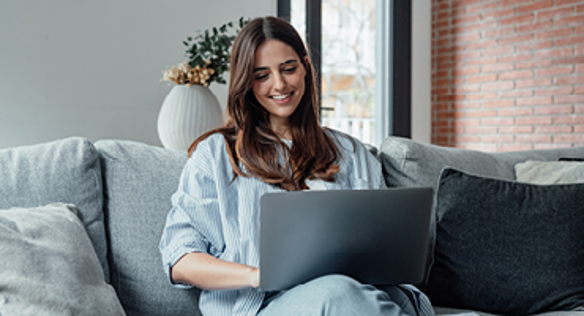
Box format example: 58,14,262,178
259,187,433,291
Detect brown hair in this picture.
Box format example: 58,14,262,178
188,16,340,191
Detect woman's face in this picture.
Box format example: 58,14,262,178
251,39,307,136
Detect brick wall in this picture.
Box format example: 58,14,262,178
432,0,584,152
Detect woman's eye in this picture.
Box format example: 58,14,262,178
255,74,268,80
283,67,297,73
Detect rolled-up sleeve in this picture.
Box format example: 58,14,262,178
159,141,225,288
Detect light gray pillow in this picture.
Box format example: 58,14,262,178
515,160,584,184
0,203,125,316
0,137,108,281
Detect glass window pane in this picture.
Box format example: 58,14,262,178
291,0,376,144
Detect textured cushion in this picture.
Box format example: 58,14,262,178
515,160,584,184
95,140,201,316
0,203,124,315
377,137,584,287
426,168,584,314
0,137,108,281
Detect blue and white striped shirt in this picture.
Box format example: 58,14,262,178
159,130,434,316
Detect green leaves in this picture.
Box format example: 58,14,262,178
182,17,250,86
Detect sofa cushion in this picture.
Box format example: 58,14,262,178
0,203,124,316
426,168,584,314
0,137,109,282
515,160,584,184
95,140,201,316
378,136,584,287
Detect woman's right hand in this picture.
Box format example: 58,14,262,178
171,252,261,290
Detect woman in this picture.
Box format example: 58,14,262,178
159,16,433,316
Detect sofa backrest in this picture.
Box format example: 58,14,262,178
0,137,109,282
379,136,584,190
95,140,202,316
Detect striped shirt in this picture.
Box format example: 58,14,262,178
159,130,434,316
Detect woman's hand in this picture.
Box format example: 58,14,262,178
172,252,261,290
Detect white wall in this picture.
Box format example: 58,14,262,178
0,0,275,149
411,0,432,144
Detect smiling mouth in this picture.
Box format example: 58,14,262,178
270,92,294,100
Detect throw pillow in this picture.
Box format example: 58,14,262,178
515,160,584,184
0,203,125,316
426,168,584,315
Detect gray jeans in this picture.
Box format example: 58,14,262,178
257,274,418,316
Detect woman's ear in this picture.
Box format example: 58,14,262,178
304,56,310,66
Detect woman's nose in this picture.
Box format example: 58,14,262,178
273,73,286,91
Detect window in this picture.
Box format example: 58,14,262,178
279,0,412,146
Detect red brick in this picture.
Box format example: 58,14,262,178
466,57,498,65
578,4,584,12
556,35,584,47
453,66,481,76
467,21,498,32
535,126,574,133
482,45,515,56
534,105,574,115
483,100,516,108
453,101,481,109
517,60,553,69
499,144,535,152
556,0,584,6
482,63,515,72
576,85,584,94
516,96,553,106
517,0,553,13
499,54,533,63
516,116,553,125
535,47,574,59
454,50,482,61
481,118,515,126
556,75,584,85
501,90,535,98
499,126,534,133
484,26,515,38
516,78,553,88
465,126,498,134
577,25,584,33
576,105,584,113
516,134,553,143
555,94,584,104
499,33,534,46
517,21,553,33
555,14,584,26
516,40,553,52
482,134,515,143
535,66,574,76
466,74,498,83
499,70,534,80
501,0,535,7
554,115,584,124
453,14,482,26
465,110,498,118
481,81,515,91
554,56,584,64
452,135,482,143
537,7,574,20
554,134,584,143
500,14,535,26
466,39,499,50
500,107,533,116
536,27,573,40
466,2,499,14
534,143,574,149
453,84,481,93
466,93,498,100
536,86,574,95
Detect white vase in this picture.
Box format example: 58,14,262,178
157,85,223,151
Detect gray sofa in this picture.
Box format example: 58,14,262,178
1,136,583,316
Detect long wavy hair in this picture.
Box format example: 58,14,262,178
188,16,341,191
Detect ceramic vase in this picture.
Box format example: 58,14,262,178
157,85,223,151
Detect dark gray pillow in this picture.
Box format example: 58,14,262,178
426,168,584,314
95,140,201,316
0,137,108,282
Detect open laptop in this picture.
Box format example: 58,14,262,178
259,187,433,291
